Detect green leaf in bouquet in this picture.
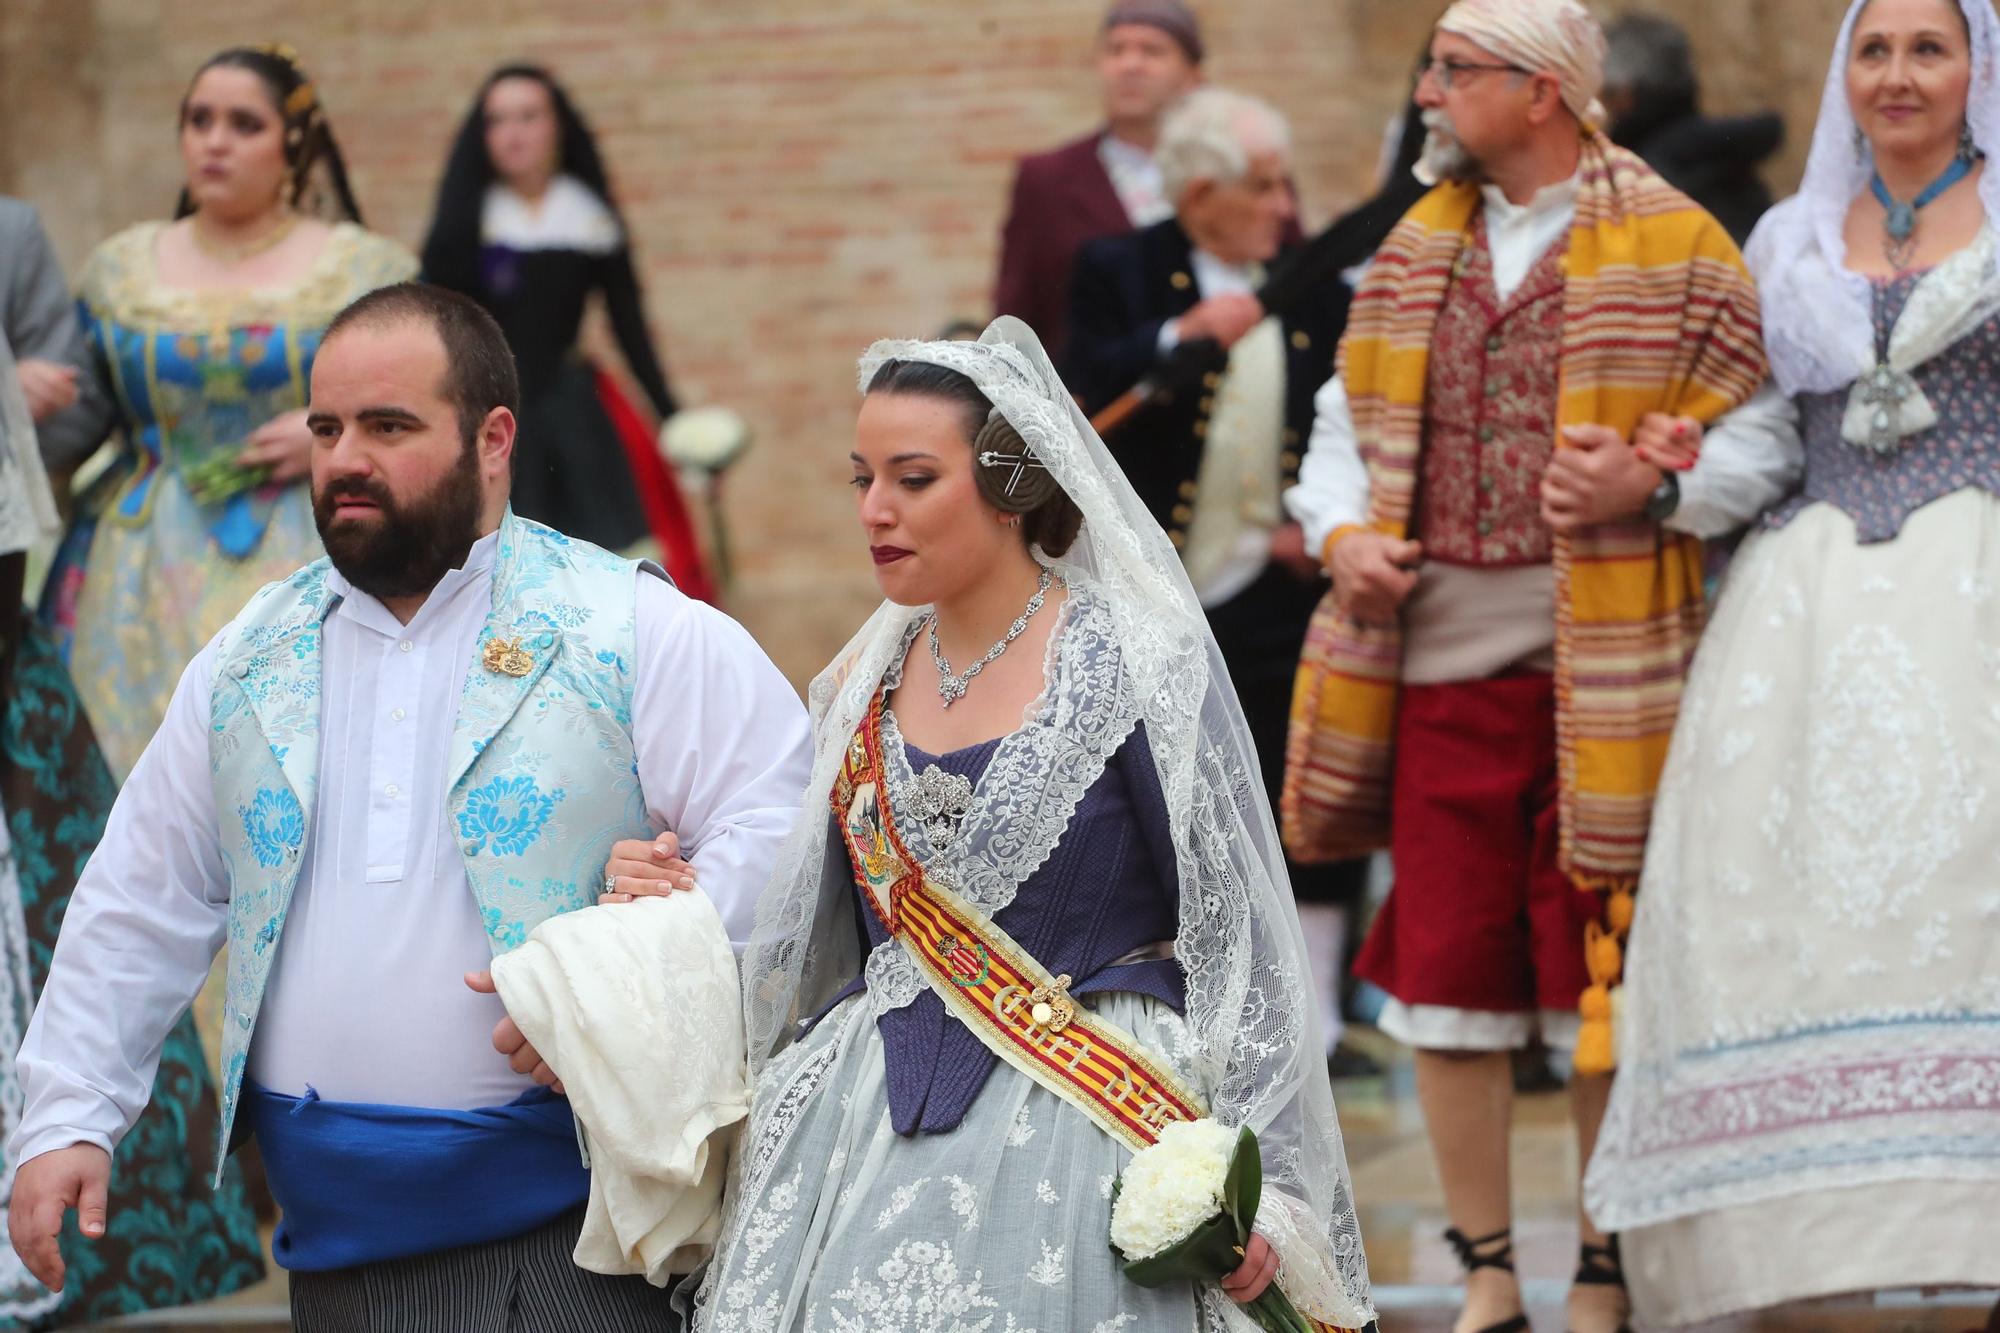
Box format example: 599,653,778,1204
1117,1209,1245,1286
180,453,272,506
1224,1124,1264,1245
1247,1287,1318,1333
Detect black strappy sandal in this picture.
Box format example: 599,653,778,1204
1443,1226,1531,1333
1571,1234,1634,1333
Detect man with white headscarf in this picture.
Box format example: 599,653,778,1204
1281,2,1800,1330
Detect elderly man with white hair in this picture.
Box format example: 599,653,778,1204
1065,86,1376,1085
1280,2,1801,1331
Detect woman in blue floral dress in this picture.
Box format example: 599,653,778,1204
2,260,262,1328
44,45,415,781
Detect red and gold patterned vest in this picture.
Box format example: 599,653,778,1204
1415,221,1569,566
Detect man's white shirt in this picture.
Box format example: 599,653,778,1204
11,532,811,1163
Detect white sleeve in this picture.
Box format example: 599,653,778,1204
11,639,231,1165
631,575,812,950
1283,372,1372,557
1665,381,1803,539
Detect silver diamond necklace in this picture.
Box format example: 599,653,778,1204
927,565,1056,708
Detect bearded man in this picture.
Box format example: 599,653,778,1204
1280,3,1799,1330
5,284,811,1330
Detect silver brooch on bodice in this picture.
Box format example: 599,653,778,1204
1853,362,1920,454
909,764,974,845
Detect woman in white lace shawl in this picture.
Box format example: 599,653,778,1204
624,316,1372,1331
1586,0,2000,1324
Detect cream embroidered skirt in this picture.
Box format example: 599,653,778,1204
1586,490,2000,1324
689,989,1215,1332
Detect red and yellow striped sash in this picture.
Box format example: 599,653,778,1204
831,695,1204,1152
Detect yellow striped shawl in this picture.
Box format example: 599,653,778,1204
1281,136,1767,1068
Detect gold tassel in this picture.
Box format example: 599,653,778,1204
1574,1017,1616,1075
1573,879,1635,1076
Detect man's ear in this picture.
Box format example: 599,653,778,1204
479,406,517,478
1179,177,1217,220
1526,72,1566,127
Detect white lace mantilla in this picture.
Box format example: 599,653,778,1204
727,319,1373,1327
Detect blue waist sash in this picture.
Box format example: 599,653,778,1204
242,1080,590,1272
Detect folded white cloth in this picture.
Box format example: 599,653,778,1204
491,892,749,1285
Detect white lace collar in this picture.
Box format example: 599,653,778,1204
876,584,1136,912
480,175,623,255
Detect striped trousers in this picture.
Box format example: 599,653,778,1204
288,1207,681,1331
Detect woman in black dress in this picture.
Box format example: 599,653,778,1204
420,65,713,595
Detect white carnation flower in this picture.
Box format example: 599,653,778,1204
1108,1118,1236,1261
660,405,751,472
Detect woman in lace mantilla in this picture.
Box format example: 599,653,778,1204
616,318,1373,1332
1586,0,2000,1322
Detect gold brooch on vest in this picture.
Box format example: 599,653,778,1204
482,636,535,678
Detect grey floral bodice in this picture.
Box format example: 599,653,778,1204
1769,271,2000,542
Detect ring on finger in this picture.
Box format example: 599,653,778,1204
603,873,618,896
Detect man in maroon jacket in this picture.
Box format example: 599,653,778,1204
993,0,1205,360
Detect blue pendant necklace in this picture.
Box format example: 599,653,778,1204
1871,151,1978,268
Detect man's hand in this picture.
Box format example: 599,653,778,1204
8,1143,110,1293
1540,424,1664,534
1269,523,1322,582
15,359,78,423
1632,412,1702,474
1329,530,1422,626
1174,293,1265,350
464,970,563,1094
1221,1231,1279,1303
598,832,697,905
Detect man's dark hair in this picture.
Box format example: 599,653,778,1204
323,282,520,448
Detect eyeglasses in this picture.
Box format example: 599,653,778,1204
1417,56,1527,90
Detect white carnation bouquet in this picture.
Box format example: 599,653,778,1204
1109,1119,1314,1332
658,406,750,474
657,406,752,588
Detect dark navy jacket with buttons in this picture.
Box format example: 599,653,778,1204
1062,217,1347,551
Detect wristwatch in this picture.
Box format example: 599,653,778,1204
1643,471,1681,523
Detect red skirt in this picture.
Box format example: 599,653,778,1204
1355,672,1595,1016
594,368,719,604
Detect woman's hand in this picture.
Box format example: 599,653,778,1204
599,832,698,904
1221,1231,1279,1304
1632,411,1702,473
237,408,314,486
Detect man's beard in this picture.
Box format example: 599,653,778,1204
313,442,484,601
1418,108,1481,184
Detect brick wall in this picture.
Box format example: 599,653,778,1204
2,0,1846,684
